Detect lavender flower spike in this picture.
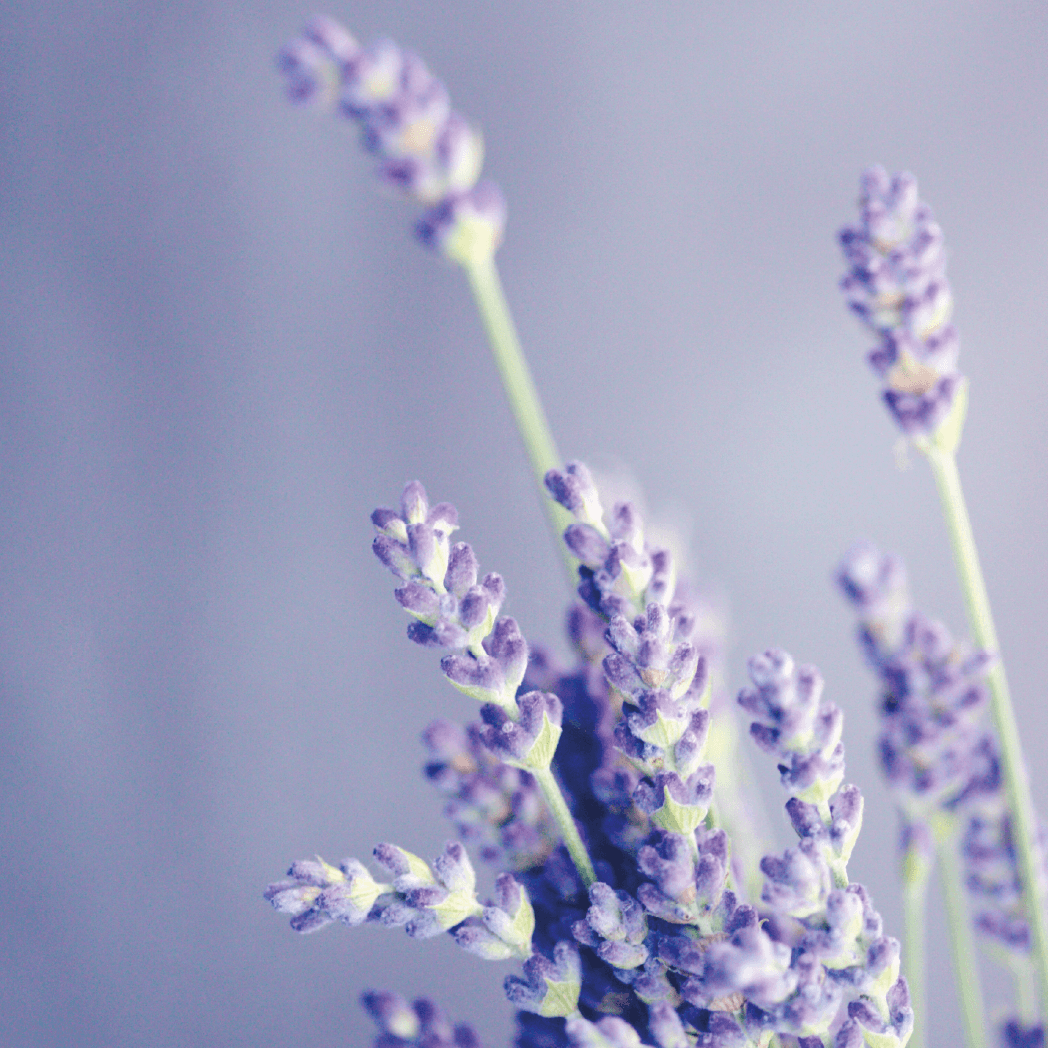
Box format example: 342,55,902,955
277,17,504,263
372,482,525,714
361,992,487,1048
839,166,966,449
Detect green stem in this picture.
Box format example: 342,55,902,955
927,447,1048,1018
902,864,929,1048
533,766,596,887
462,257,576,586
1012,955,1039,1026
936,821,988,1048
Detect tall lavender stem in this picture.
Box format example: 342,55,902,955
902,863,928,1048
928,445,1048,1017
276,18,575,590
840,166,1048,1020
463,257,576,585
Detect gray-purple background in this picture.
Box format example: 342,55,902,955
2,2,1046,1045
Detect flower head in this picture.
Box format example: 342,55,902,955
839,166,965,444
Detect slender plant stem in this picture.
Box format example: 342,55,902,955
462,257,576,585
1012,956,1039,1026
927,447,1048,1018
902,864,929,1048
936,819,988,1048
533,766,596,887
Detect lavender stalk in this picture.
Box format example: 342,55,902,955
900,856,928,1048
277,17,574,584
839,166,1048,1020
462,255,575,582
373,480,596,886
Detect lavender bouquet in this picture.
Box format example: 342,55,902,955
263,17,1046,1048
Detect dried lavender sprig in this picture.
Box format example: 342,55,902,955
728,650,913,1047
545,462,768,890
277,17,574,585
841,166,1048,1021
263,843,534,961
839,165,965,446
373,480,596,886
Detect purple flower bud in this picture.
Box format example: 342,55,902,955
416,181,506,264
504,941,582,1018
458,586,493,629
400,480,429,524
373,842,427,882
760,841,832,919
340,37,403,114
289,907,334,933
485,616,528,691
687,922,797,1011
361,990,420,1041
395,580,442,620
846,974,913,1047
480,691,563,771
634,768,714,836
444,542,479,596
581,883,648,958
638,831,695,903
276,17,361,109
263,879,322,916
565,1016,643,1048
544,462,602,522
373,534,415,580
441,651,505,701
647,1001,688,1048
432,841,476,894
564,523,611,568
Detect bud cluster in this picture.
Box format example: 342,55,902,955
264,841,534,961
277,16,505,262
839,165,965,442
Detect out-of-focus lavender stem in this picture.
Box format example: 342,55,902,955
902,866,927,1048
936,818,988,1048
463,256,577,588
928,445,1048,1019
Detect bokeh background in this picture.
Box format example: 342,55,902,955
2,2,1046,1045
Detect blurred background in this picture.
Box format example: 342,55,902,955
2,1,1046,1045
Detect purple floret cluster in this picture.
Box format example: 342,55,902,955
839,166,963,441
266,471,913,1048
277,16,505,261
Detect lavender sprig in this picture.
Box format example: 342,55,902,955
278,17,574,584
841,166,1048,1029
264,843,533,959
545,462,768,891
723,649,912,1047
277,16,501,261
373,480,596,886
839,165,965,449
